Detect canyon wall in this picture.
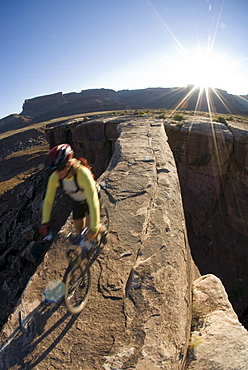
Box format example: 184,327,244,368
44,116,125,179
164,117,248,324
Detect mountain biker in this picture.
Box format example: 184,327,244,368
39,143,101,245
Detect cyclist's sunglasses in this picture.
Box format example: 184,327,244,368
56,164,67,172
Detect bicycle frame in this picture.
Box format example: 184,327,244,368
64,203,109,314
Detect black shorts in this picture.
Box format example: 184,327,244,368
72,189,101,220
72,200,89,220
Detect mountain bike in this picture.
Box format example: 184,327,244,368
63,203,109,314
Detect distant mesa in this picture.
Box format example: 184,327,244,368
19,87,248,119
1,87,248,132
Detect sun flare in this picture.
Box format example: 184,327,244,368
165,49,243,117
184,52,230,90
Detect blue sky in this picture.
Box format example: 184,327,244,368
1,0,248,118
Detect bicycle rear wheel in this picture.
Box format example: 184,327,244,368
64,259,91,314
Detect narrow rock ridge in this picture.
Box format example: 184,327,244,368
97,119,195,369
123,123,163,299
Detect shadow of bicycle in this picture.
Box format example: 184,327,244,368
0,298,79,369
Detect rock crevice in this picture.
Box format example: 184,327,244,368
164,117,248,323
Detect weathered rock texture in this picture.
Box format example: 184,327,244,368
0,118,196,369
164,117,248,323
186,274,248,369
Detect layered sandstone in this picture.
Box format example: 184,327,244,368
165,118,248,235
164,117,248,321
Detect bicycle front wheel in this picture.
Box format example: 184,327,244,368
64,259,91,314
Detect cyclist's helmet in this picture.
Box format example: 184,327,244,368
46,144,74,170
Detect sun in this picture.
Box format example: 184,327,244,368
164,49,243,116
184,51,228,91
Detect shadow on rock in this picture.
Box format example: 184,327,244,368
0,300,79,369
